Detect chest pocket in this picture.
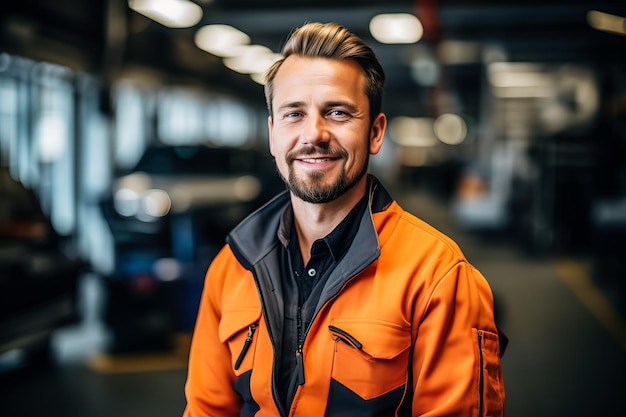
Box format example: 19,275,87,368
219,308,262,375
328,319,411,400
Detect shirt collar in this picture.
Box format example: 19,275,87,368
277,191,369,263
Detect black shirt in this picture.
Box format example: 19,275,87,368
276,194,369,407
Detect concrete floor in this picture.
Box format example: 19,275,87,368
1,187,625,417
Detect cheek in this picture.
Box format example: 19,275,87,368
269,125,291,156
270,138,287,161
275,154,288,172
351,153,368,172
348,140,371,167
271,145,289,174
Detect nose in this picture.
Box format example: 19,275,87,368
300,113,330,145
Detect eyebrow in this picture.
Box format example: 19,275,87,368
276,101,305,113
326,101,359,114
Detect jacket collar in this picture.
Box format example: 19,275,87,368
227,175,393,270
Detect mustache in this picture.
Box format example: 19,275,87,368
286,145,348,164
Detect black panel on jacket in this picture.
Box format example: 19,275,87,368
233,371,260,416
324,379,408,417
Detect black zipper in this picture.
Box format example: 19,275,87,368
328,325,363,350
477,330,485,417
295,307,305,385
234,323,258,370
285,308,306,415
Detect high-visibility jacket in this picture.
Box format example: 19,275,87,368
184,176,505,417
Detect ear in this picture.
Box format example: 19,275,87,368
369,112,387,155
268,115,276,157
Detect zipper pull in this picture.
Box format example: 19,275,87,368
295,345,305,385
234,323,257,370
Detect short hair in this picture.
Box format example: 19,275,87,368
264,22,385,123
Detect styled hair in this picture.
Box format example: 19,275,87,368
264,22,385,123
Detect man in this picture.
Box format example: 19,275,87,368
184,22,505,417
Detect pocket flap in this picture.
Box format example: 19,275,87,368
329,319,411,359
218,308,262,343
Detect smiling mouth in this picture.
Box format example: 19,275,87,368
288,145,348,165
298,157,336,163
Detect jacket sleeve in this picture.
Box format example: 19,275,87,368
183,247,242,417
411,261,505,417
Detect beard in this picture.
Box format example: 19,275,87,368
277,144,369,204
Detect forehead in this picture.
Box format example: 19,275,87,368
272,56,367,103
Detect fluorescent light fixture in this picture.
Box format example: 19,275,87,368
129,0,203,28
369,13,423,44
587,10,626,36
195,24,251,57
223,45,281,74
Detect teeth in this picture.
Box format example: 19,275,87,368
301,158,331,163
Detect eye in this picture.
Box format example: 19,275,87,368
283,111,303,120
328,109,351,120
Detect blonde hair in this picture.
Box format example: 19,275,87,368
264,22,385,123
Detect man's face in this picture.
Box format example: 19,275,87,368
268,56,386,204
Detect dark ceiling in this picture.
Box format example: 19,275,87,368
1,0,625,118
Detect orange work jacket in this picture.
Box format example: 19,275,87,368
184,177,505,416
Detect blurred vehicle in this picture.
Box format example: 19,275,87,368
99,144,284,352
0,168,84,365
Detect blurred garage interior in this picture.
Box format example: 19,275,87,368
0,1,625,416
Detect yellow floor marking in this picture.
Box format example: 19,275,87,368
87,333,191,374
88,351,188,374
553,259,626,351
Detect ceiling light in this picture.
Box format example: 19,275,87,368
194,24,251,57
587,10,626,36
222,45,280,74
128,0,203,28
369,13,423,44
